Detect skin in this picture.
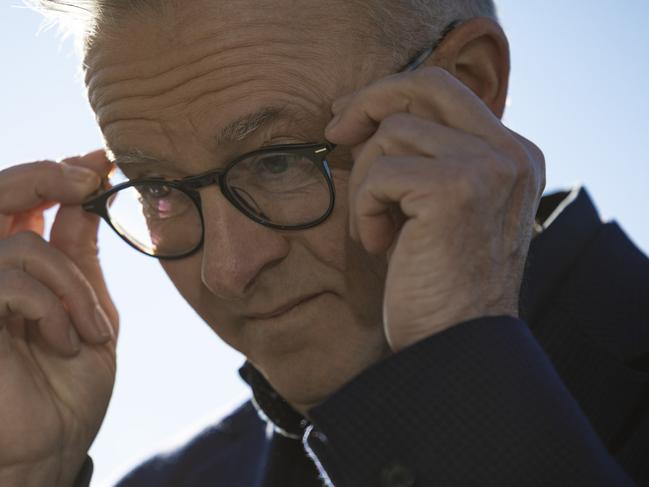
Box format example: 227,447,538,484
0,153,117,487
85,0,396,412
0,0,544,484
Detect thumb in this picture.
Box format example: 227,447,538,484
49,151,120,334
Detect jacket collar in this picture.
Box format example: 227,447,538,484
520,186,603,322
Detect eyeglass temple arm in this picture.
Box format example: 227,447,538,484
401,20,461,73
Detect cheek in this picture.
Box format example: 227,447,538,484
309,170,387,309
300,171,351,268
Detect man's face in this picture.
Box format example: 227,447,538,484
86,0,393,411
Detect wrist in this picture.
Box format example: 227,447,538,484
389,307,519,353
385,280,521,353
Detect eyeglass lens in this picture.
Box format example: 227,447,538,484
105,150,332,257
107,184,202,257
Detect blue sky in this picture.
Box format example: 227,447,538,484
1,1,648,484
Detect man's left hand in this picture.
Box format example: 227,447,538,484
325,67,546,352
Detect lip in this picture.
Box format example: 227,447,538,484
247,292,326,320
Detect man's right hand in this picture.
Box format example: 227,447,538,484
0,151,118,487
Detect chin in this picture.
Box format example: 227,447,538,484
248,321,390,413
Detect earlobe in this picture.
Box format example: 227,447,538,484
429,17,511,119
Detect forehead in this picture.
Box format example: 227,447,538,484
84,0,382,169
83,0,381,112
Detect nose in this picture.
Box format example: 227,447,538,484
198,187,289,300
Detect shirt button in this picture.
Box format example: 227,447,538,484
380,462,416,487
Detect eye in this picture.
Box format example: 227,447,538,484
143,184,172,199
136,183,188,216
255,154,289,175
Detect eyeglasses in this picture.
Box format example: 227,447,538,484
83,21,459,259
83,143,336,259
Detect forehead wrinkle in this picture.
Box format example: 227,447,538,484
87,36,320,112
86,1,356,78
92,54,323,131
96,73,275,132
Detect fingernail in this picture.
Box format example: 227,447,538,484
68,326,81,353
62,163,99,184
94,306,114,341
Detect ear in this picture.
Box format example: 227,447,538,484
429,17,510,119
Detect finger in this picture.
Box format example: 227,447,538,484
3,314,27,342
351,155,485,255
8,212,46,235
351,155,433,255
507,129,546,200
349,112,491,164
60,149,113,178
346,114,493,239
0,232,113,344
326,67,503,148
331,92,356,114
0,268,80,356
0,160,101,214
51,205,118,336
0,199,58,240
50,151,119,334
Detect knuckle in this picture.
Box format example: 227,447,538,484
381,113,411,132
0,267,32,294
355,157,391,194
374,115,410,152
377,116,437,158
495,132,546,191
503,131,539,168
373,132,396,156
537,163,547,195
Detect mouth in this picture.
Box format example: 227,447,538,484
246,292,326,320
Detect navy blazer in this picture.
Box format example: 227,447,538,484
77,188,649,487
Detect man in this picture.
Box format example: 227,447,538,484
0,0,647,486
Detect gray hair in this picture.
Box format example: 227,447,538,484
359,0,498,61
28,0,498,58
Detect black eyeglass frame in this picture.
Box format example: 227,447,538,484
83,20,460,260
83,143,337,259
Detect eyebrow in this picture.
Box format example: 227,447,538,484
216,106,283,146
111,105,289,167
